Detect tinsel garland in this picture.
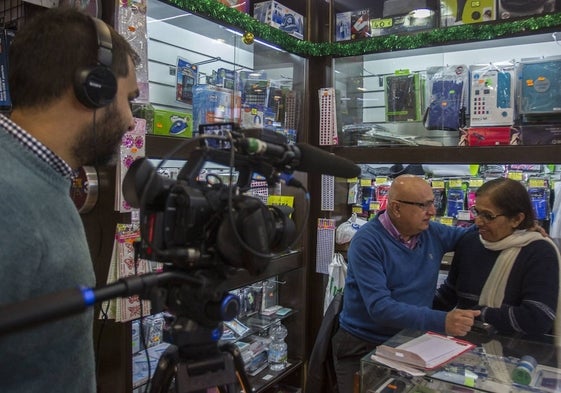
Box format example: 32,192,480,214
164,0,561,57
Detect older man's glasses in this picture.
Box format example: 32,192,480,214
396,200,435,211
469,206,505,223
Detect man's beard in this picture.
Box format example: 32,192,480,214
73,103,128,167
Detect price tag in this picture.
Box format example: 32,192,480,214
352,205,363,214
508,172,524,181
440,216,454,226
432,180,445,189
370,18,393,29
375,176,389,185
361,178,372,187
469,178,484,187
528,178,547,188
449,179,463,188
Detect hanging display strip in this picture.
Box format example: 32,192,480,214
99,224,154,322
316,218,336,274
116,117,146,212
321,174,335,211
319,87,338,145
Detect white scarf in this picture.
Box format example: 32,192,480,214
479,230,561,345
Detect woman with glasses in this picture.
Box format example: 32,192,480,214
434,177,561,339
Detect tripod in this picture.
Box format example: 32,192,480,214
147,273,253,393
148,316,252,393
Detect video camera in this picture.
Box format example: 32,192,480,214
122,126,306,276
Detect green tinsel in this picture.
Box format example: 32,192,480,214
163,0,561,57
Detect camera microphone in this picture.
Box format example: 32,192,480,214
242,137,361,178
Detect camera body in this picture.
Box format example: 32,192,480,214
123,129,297,276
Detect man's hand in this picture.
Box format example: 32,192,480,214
445,309,481,336
530,221,548,237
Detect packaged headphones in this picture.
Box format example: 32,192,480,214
73,16,117,109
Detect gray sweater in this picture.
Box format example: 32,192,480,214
0,129,96,392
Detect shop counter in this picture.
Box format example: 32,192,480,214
360,328,560,392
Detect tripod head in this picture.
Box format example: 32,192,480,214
147,267,250,393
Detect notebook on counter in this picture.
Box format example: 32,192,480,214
374,331,475,370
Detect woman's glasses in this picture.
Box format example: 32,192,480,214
469,206,505,223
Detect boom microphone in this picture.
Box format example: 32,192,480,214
241,137,361,178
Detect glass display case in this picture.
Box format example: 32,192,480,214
146,0,307,142
360,329,560,393
328,6,561,230
332,33,561,149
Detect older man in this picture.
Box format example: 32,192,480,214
332,175,480,393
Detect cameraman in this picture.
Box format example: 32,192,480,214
0,7,139,392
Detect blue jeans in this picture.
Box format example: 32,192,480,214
332,327,379,393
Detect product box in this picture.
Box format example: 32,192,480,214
175,57,198,105
462,126,515,146
240,104,276,129
192,84,241,134
335,9,371,41
215,0,249,14
424,65,468,131
498,0,555,20
440,0,495,27
385,71,423,122
253,1,304,40
518,56,561,118
350,9,371,39
335,12,352,41
469,64,516,127
153,109,193,138
370,0,437,37
518,124,561,145
216,68,236,90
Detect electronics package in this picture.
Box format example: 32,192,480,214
469,63,516,126
518,56,561,119
385,71,423,122
424,65,468,131
440,0,496,26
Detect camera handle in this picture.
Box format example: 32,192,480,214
0,271,196,336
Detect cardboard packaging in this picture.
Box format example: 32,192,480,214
153,109,193,138
370,0,437,37
342,9,371,40
192,85,241,134
469,64,516,127
440,0,496,27
385,71,423,122
462,127,515,146
518,56,561,119
498,0,556,20
253,1,304,39
517,124,561,145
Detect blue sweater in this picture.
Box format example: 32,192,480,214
0,130,96,392
339,214,468,344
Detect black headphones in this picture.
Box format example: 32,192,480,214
73,16,118,109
